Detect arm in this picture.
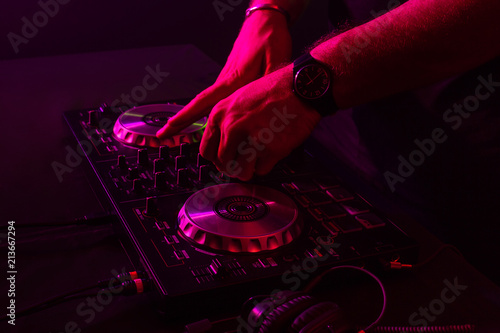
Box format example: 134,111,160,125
156,0,310,139
311,0,500,109
199,0,500,180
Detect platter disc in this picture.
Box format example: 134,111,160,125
112,104,206,147
178,184,302,253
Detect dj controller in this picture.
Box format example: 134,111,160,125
64,103,418,316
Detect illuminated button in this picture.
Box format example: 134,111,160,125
322,221,340,236
317,203,346,219
174,250,186,260
308,208,323,221
332,216,363,233
155,221,165,230
355,213,386,229
164,235,179,244
291,179,318,193
313,177,339,189
341,199,371,215
303,191,333,206
326,187,354,202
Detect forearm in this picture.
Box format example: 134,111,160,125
310,0,500,109
249,0,310,24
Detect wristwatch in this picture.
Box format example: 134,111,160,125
292,53,338,117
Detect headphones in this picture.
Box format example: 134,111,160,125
240,291,355,333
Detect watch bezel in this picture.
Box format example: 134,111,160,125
293,64,331,100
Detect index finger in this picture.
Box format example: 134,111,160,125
156,83,231,139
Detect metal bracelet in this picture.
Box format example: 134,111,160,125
245,4,291,24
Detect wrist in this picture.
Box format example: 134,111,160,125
244,4,289,28
247,0,309,24
246,3,291,26
309,37,350,110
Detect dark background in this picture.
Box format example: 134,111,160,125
0,0,329,63
2,1,500,333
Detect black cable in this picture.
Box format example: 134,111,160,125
0,285,99,321
412,244,463,269
13,293,99,319
372,324,475,332
0,212,116,230
0,272,151,321
386,244,463,271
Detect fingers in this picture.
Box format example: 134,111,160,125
217,126,251,179
156,84,232,139
199,119,220,166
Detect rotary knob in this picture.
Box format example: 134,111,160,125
175,155,187,171
128,167,140,180
137,149,149,166
197,153,209,168
144,197,159,217
154,172,168,191
179,143,190,157
198,165,212,183
159,145,171,160
153,158,166,174
87,110,99,127
132,178,144,193
117,155,127,169
177,168,189,187
99,103,112,114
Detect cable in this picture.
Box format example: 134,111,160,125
0,271,151,321
372,325,475,332
386,244,463,271
412,244,463,269
0,212,116,230
303,265,387,332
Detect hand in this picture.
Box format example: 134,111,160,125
157,10,291,139
200,64,321,181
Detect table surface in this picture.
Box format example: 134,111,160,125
1,45,500,333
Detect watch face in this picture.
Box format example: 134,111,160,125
294,64,330,99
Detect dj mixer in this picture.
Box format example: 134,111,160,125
64,103,418,315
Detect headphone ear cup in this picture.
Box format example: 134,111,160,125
290,301,345,333
259,294,317,333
